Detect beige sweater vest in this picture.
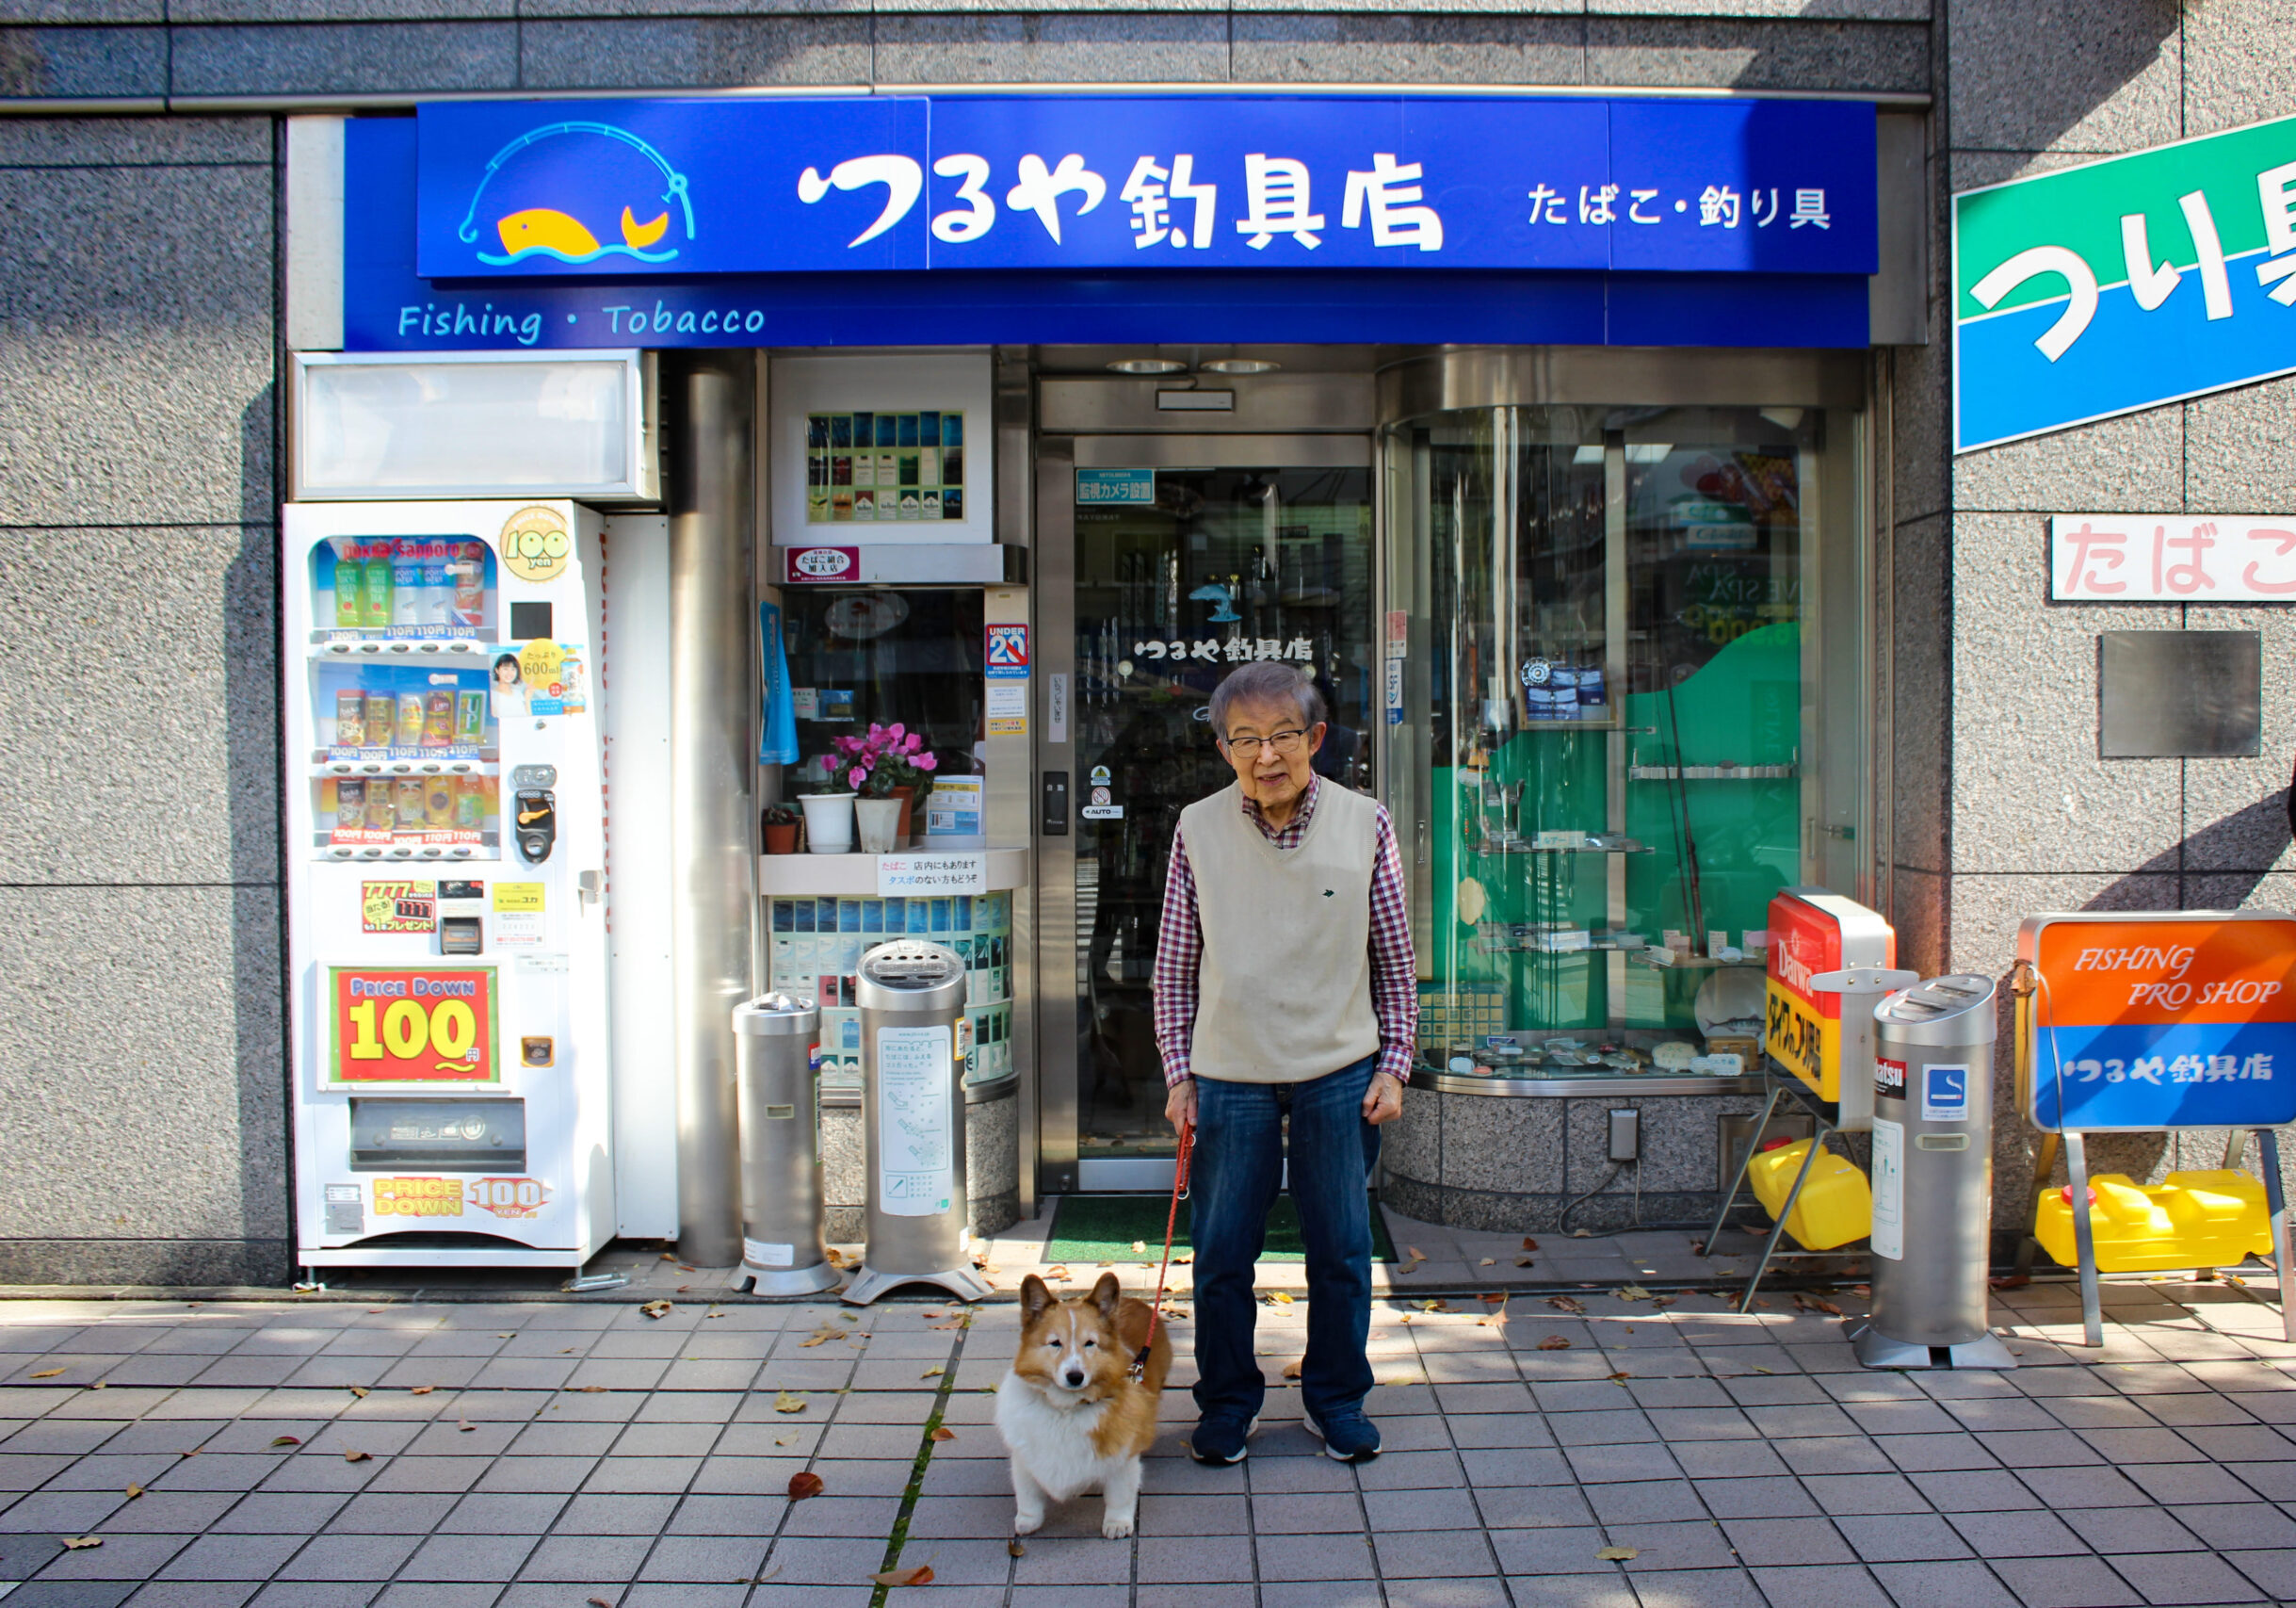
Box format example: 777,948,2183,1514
1181,780,1382,1084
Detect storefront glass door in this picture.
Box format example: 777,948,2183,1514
1040,440,1377,1189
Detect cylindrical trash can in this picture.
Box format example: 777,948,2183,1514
843,940,994,1306
732,994,843,1296
1854,974,2014,1370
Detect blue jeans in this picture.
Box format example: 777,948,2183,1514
1189,1052,1380,1429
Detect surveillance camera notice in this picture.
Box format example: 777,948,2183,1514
877,852,988,897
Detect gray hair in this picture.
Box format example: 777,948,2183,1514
1210,661,1327,739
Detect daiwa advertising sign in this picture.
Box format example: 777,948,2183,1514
2018,911,2296,1131
1764,887,1897,1115
1955,112,2296,451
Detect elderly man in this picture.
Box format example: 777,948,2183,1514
1153,659,1417,1466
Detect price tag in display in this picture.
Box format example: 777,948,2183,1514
329,966,498,1084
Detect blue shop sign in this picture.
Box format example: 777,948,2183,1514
414,96,1876,280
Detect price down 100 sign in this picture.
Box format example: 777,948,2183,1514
330,966,498,1083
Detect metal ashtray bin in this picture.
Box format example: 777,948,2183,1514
1854,974,2014,1370
843,939,993,1306
733,993,841,1296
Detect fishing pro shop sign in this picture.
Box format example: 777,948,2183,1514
1955,111,2296,452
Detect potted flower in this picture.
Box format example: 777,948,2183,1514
799,763,856,855
761,804,800,855
829,723,939,847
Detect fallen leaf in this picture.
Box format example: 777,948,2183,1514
26,1369,63,1379
1173,1254,1193,1266
871,1566,935,1587
1478,1292,1507,1304
1406,1245,1426,1260
930,1426,956,1442
590,1598,615,1607
344,1450,372,1463
1793,1293,1844,1316
1131,1242,1147,1255
123,1484,143,1500
921,1366,945,1379
1479,1259,1496,1267
1008,1538,1027,1557
1650,1297,1676,1312
1596,1546,1639,1561
1521,1238,1540,1252
774,1391,807,1414
928,1318,965,1330
787,1470,825,1500
1282,1359,1304,1380
268,1436,301,1449
60,1535,103,1551
348,1387,371,1399
1416,1299,1447,1312
640,1301,672,1320
458,1420,476,1433
88,1381,106,1391
1546,1295,1588,1315
368,1308,387,1314
776,1436,796,1447
1267,1291,1295,1306
178,1451,201,1458
1514,1258,1536,1269
1046,1265,1073,1281
676,1287,691,1293
410,1386,435,1396
1750,1365,1775,1375
661,1251,680,1261
495,1333,513,1340
574,1386,608,1393
1851,1284,1872,1297
1537,1336,1573,1351
1617,1284,1653,1302
1607,1372,1633,1383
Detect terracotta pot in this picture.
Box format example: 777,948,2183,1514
891,785,915,843
763,822,800,854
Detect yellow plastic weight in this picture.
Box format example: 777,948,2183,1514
2031,1170,2273,1273
1747,1138,1874,1251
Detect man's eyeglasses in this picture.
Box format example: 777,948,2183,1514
1222,728,1310,757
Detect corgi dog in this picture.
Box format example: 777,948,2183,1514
994,1270,1172,1539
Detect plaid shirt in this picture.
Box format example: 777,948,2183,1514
1152,773,1418,1088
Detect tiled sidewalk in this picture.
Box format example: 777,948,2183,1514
2,1272,2294,1607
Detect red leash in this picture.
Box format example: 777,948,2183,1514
1131,1122,1193,1378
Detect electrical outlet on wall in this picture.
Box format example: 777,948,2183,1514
1608,1109,1641,1163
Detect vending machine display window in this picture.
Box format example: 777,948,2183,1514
309,536,498,641
1382,404,1868,1077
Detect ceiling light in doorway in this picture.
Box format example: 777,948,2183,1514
1108,358,1186,375
1201,359,1280,375
1758,407,1806,431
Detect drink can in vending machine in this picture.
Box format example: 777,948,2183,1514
455,773,487,831
426,775,455,828
423,690,455,747
395,691,426,748
334,690,365,749
421,543,453,626
451,542,486,628
364,779,397,833
364,691,396,752
335,778,366,834
455,690,487,746
391,541,423,627
361,553,393,628
332,542,363,628
395,778,428,832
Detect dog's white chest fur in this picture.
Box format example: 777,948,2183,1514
994,1372,1124,1502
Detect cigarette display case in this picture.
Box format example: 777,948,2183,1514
282,500,617,1267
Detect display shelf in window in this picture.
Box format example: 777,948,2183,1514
1628,761,1798,781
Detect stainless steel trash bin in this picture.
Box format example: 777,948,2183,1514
732,993,842,1296
1853,974,2015,1369
843,939,993,1306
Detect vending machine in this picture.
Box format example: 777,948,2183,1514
282,499,616,1267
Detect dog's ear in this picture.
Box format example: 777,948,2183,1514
1020,1274,1054,1320
1091,1271,1123,1320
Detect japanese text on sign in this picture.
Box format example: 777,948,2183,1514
2019,913,2296,1131
416,97,1877,280
877,853,989,897
2051,514,2296,600
329,966,498,1084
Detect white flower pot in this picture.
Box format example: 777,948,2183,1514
800,792,856,854
854,797,903,853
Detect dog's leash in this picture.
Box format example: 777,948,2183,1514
1129,1120,1193,1381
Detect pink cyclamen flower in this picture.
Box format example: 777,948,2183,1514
848,767,865,790
886,723,906,741
915,751,938,772
904,732,923,753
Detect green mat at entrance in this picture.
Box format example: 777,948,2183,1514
1044,1193,1397,1266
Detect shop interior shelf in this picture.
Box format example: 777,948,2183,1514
1472,841,1652,855
758,846,1029,896
1629,952,1767,970
1472,937,1649,954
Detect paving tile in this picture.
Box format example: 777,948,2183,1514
123,1585,260,1608
1252,1531,1378,1582
2105,1547,2272,1603
1717,1517,1855,1567
1944,1509,2090,1557
1834,1512,1973,1563
1472,1483,1597,1529
273,1533,423,1581
399,1533,540,1583
1496,1578,1640,1608
1987,1554,2145,1607
633,1534,768,1582
1803,1472,1928,1517
28,1530,194,1581
1458,1448,1574,1486
1486,1525,1614,1574
153,1533,305,1580
1582,1480,1705,1524
1374,1527,1497,1577
1868,1559,2024,1608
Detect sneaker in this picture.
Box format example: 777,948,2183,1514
1303,1410,1382,1463
1188,1414,1260,1466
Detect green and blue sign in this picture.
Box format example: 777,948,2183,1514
1955,112,2296,452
